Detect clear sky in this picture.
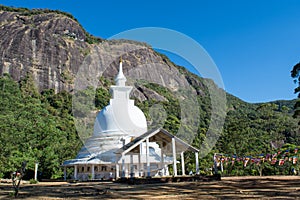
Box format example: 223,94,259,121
0,0,299,103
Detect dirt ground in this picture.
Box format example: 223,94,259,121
1,176,300,199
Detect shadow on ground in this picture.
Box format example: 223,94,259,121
1,176,300,199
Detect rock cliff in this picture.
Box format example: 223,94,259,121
0,6,207,102
0,8,92,92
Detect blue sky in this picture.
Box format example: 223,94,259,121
0,0,299,103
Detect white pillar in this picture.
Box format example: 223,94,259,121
138,151,142,177
221,160,223,172
34,162,39,181
130,154,134,178
115,155,119,179
213,154,218,174
181,152,185,176
116,164,119,179
91,164,95,180
195,152,199,175
127,163,130,177
172,137,177,176
121,153,125,177
64,166,67,181
146,138,150,177
160,142,165,176
74,165,78,180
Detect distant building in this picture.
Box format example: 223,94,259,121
62,59,199,180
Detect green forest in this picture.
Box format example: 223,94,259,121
0,63,299,179
0,74,81,179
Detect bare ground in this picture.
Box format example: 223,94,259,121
1,176,300,199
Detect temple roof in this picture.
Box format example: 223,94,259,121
115,128,199,155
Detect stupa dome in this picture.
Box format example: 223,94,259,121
94,102,147,138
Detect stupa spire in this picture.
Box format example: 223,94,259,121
115,57,126,86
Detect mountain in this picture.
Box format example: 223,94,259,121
0,6,97,92
0,5,298,179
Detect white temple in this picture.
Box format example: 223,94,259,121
63,59,200,180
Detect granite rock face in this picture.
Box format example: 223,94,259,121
0,10,88,92
0,8,203,101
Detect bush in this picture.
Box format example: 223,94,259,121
29,179,38,184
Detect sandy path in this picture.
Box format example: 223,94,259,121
0,176,300,199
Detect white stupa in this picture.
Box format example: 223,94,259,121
63,59,170,180
96,58,148,137
75,59,148,163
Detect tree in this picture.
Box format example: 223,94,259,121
291,62,300,124
0,75,81,179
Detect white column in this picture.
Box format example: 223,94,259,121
146,138,150,177
181,152,185,176
160,142,165,176
121,153,125,178
74,165,78,180
115,155,119,179
116,164,120,179
195,152,199,175
64,166,67,181
138,151,142,177
213,154,218,174
221,160,223,172
172,137,177,176
34,162,39,181
130,154,134,178
91,164,95,180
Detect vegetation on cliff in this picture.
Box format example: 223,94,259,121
0,5,102,44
